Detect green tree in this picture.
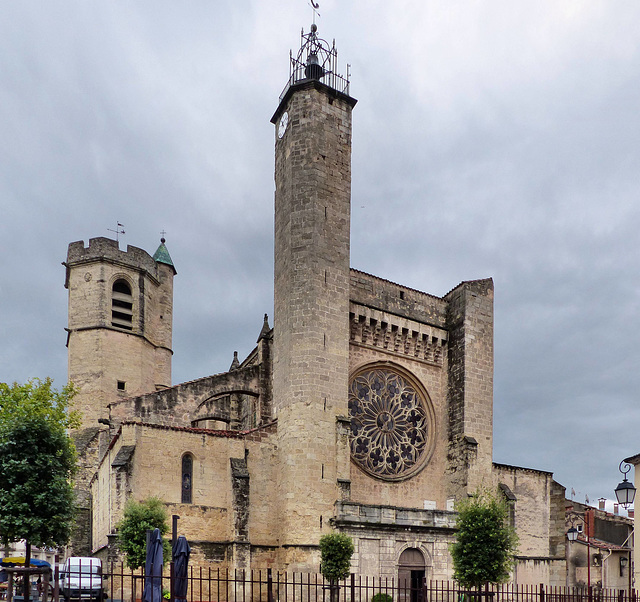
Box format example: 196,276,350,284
0,378,79,549
116,497,170,569
319,533,354,602
450,487,518,589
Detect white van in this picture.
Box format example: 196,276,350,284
59,557,104,601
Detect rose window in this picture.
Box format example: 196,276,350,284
348,367,433,481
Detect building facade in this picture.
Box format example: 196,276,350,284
565,500,633,591
66,25,566,585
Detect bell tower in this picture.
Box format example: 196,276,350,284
64,236,176,430
271,25,357,566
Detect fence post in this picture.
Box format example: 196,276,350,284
169,551,175,602
351,573,355,602
267,568,274,602
539,582,545,602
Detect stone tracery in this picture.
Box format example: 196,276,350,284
348,367,432,481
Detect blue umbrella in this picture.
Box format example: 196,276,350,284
173,536,190,602
143,529,163,602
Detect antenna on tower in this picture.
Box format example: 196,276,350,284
309,0,320,24
107,221,125,243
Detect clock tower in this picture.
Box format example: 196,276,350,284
271,25,357,567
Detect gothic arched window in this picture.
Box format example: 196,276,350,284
111,280,133,330
181,454,193,504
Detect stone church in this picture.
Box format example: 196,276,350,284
64,25,566,585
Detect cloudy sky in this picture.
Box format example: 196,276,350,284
2,0,640,510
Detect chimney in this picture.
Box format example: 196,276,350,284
628,509,634,519
598,498,606,511
614,503,619,515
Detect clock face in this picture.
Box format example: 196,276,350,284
278,112,289,139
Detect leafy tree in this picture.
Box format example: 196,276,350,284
0,379,79,549
319,533,354,602
116,497,170,569
450,487,518,589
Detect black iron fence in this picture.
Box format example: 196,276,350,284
98,566,639,602
3,564,637,602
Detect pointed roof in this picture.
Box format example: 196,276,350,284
153,237,176,274
257,313,271,342
230,351,240,371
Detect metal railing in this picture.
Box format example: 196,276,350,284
10,564,636,602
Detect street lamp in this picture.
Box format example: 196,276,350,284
615,461,636,509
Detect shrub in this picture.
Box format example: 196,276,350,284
450,487,518,588
372,593,393,602
319,533,354,582
116,497,170,569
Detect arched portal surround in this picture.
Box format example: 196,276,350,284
348,363,436,481
398,547,428,602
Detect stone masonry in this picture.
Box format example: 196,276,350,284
271,78,357,566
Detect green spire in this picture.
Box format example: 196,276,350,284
153,237,176,273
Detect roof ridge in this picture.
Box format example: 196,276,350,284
349,267,444,301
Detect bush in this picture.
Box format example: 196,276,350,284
450,487,518,588
372,593,393,602
319,533,354,582
116,497,170,569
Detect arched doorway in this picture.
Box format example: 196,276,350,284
398,548,426,602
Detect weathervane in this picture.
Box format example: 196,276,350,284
160,230,167,243
107,221,125,243
309,0,320,24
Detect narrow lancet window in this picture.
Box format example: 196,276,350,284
182,454,193,504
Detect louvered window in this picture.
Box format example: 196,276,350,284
112,280,133,330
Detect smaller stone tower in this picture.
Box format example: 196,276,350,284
64,236,176,430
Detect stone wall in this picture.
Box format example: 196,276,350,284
492,464,566,586
91,421,278,567
350,270,448,329
444,279,494,499
109,364,263,428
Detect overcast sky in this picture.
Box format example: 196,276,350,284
2,0,640,511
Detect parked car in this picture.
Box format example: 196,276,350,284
59,558,104,601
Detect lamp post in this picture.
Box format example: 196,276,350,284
615,460,636,596
567,509,592,590
615,461,636,509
